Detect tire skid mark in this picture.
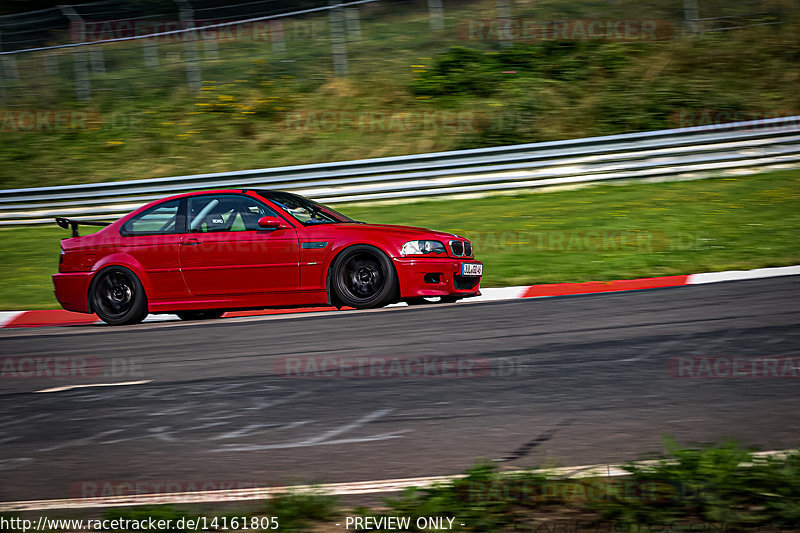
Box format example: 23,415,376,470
497,419,575,463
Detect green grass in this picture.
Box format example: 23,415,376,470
588,438,800,529
359,441,800,532
0,0,798,189
1,168,798,310
3,442,799,531
93,492,338,533
260,490,339,531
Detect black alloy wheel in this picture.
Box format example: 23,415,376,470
332,245,397,309
90,266,148,325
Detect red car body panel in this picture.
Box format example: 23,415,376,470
53,189,482,315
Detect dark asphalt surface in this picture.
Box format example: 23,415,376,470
0,277,799,502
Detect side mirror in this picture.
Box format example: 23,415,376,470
257,216,284,229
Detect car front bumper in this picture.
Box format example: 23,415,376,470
393,257,482,299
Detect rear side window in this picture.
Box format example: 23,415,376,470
121,199,182,236
188,194,277,233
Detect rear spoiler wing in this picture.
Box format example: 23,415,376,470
55,217,112,238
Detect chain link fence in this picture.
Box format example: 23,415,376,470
0,0,795,105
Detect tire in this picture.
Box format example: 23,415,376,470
90,266,148,326
331,245,397,309
176,310,224,321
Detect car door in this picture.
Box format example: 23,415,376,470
179,193,300,296
118,198,191,300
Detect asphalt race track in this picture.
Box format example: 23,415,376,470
0,276,799,502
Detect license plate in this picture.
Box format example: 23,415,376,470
462,263,483,276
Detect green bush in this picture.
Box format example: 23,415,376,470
262,490,339,532
590,438,800,529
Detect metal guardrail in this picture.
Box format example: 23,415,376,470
1,115,799,225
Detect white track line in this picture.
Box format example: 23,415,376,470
688,264,800,284
34,380,152,393
468,286,529,302
0,450,792,511
143,314,180,322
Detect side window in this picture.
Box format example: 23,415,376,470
121,199,181,236
187,195,277,233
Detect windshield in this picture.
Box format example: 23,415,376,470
257,191,356,225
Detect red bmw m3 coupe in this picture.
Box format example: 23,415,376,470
53,190,483,325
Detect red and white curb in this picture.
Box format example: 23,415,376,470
2,265,798,329
474,264,800,302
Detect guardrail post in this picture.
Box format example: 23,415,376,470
143,36,159,67
496,0,512,48
0,30,21,104
70,49,91,101
329,1,348,76
427,0,444,31
202,24,219,60
176,0,202,93
59,6,91,100
44,51,60,75
346,8,362,41
61,7,105,75
0,30,20,81
684,0,699,34
271,20,287,54
0,31,5,103
90,48,105,74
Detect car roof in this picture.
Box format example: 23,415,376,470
158,189,252,201
156,189,298,201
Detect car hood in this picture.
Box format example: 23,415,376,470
304,222,455,240
323,222,458,240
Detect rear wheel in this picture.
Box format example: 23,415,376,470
176,310,224,321
331,245,397,309
90,266,148,326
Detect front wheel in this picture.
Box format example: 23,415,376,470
331,245,397,309
176,310,224,321
90,266,148,326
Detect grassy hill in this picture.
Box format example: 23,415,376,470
0,0,798,189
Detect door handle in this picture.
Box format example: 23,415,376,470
181,239,202,246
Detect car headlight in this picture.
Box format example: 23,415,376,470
401,240,446,255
